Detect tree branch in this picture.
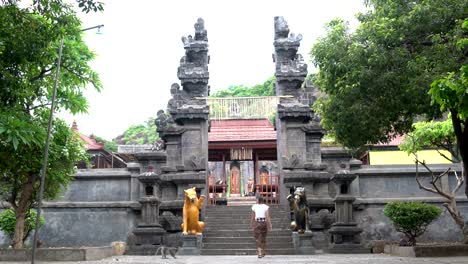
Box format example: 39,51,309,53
417,158,452,199
453,170,464,195
29,102,52,111
29,66,55,82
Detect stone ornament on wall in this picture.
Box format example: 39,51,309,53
155,109,175,132
184,155,206,171
283,154,303,169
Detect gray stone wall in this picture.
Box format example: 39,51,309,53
0,169,139,248
353,164,467,244
2,164,467,248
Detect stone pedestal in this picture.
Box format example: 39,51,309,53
292,231,315,254
310,231,330,252
178,234,203,255
127,172,167,255
328,171,369,253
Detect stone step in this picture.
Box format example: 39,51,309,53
205,213,289,218
205,205,285,209
205,210,289,214
203,229,292,237
202,242,293,249
204,224,290,229
202,236,293,243
204,225,290,231
204,218,289,224
201,248,296,255
205,205,286,210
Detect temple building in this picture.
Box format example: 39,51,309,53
207,97,279,202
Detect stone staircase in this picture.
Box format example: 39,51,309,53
201,204,295,255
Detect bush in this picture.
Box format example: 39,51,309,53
0,209,44,243
383,202,441,246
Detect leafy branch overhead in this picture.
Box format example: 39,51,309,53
311,0,467,148
311,0,468,196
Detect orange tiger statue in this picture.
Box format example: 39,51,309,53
181,187,205,235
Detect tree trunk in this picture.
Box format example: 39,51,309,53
12,209,26,249
450,112,468,198
444,200,468,243
11,174,35,249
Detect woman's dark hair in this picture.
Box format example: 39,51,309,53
257,196,265,204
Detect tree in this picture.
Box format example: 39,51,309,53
0,208,44,245
399,119,459,163
428,17,468,194
113,117,158,145
210,76,275,97
94,135,118,152
311,0,468,194
400,121,467,243
0,1,101,248
384,201,442,246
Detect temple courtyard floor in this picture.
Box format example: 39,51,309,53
2,254,468,264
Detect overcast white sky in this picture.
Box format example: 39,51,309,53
61,0,367,140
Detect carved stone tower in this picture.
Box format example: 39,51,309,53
273,17,328,204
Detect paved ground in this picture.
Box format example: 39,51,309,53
2,255,468,264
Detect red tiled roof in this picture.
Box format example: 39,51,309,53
71,121,105,150
209,119,276,142
374,134,405,146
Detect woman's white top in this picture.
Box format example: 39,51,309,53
252,204,269,219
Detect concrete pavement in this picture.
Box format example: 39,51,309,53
1,254,468,264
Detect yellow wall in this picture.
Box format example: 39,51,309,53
369,150,452,165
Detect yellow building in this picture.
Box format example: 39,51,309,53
362,135,453,165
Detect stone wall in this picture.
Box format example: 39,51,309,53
0,169,140,248
353,164,467,244
1,164,467,247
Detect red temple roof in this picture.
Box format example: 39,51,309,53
209,119,276,142
71,121,105,150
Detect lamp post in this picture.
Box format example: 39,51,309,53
30,24,104,264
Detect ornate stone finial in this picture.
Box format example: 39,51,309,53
273,16,308,97
274,16,289,40
194,18,207,41
155,110,175,132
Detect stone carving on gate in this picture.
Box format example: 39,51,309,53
287,187,310,234
155,109,175,132
181,187,206,235
184,155,206,171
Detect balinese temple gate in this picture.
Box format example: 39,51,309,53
126,16,366,255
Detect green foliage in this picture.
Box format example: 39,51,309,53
211,76,275,97
430,64,468,123
0,0,100,248
399,119,459,162
0,208,45,242
114,117,158,145
428,17,468,122
384,201,442,245
94,135,117,152
311,0,467,150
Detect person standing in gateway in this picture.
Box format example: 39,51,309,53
251,196,272,258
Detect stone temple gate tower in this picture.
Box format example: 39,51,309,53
272,16,328,203
127,18,210,253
